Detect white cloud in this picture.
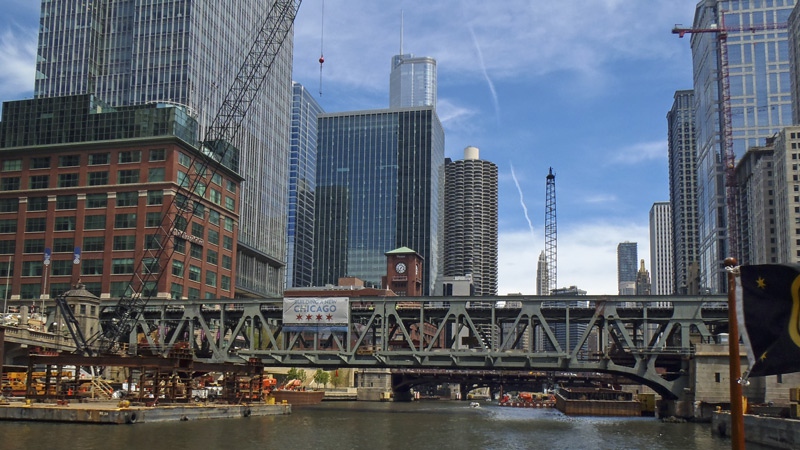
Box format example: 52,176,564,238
0,25,37,100
608,140,667,165
499,221,650,296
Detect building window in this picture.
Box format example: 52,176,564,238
221,275,231,291
187,287,200,299
20,284,41,298
172,260,184,277
225,196,235,211
110,282,133,298
118,169,140,184
148,167,165,182
224,217,234,232
58,155,81,167
0,198,18,212
26,218,46,232
147,190,163,205
2,160,21,171
119,150,141,164
22,261,43,277
177,170,190,188
206,271,217,287
81,259,103,276
86,193,108,208
58,173,79,188
54,217,76,231
171,283,183,299
27,197,47,211
189,265,201,282
51,260,72,276
193,203,205,218
111,258,135,274
222,254,232,270
83,236,105,252
226,180,236,193
0,219,17,233
88,171,109,186
114,213,137,229
208,229,219,245
29,175,49,189
146,212,161,227
206,249,218,265
149,149,166,161
31,157,50,169
1,177,20,191
209,210,220,226
209,188,222,205
89,153,110,165
116,191,138,207
55,195,78,210
24,239,45,254
212,173,222,185
53,238,74,253
144,234,162,250
142,258,159,274
190,243,202,259
84,215,106,230
178,152,191,167
174,237,186,254
0,240,15,254
191,222,204,239
113,235,136,251
223,236,233,250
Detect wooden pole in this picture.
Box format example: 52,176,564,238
725,257,745,449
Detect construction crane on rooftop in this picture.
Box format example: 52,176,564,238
672,13,787,263
545,168,557,295
55,0,302,357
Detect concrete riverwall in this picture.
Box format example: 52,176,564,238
712,411,800,449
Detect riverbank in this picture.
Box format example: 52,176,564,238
712,410,800,449
0,399,290,424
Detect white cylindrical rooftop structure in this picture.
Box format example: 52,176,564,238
464,146,480,160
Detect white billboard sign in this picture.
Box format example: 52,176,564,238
283,297,349,332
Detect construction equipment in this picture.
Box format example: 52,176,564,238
55,0,302,357
672,14,787,262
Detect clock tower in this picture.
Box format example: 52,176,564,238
384,247,424,296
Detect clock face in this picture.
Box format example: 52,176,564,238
396,262,407,274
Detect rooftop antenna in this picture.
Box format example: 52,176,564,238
318,0,325,96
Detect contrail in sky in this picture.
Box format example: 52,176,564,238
510,163,535,237
468,25,500,123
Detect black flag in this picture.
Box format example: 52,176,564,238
737,264,800,377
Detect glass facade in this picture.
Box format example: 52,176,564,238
286,82,323,288
34,0,294,297
314,107,444,295
691,0,795,293
389,54,437,109
617,242,637,295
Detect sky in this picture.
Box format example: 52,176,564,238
0,0,700,296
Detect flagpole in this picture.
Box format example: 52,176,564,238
725,257,745,449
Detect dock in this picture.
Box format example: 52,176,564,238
0,399,291,424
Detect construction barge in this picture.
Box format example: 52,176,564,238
554,387,642,417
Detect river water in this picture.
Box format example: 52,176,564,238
0,400,772,450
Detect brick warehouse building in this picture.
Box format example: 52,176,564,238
0,94,241,301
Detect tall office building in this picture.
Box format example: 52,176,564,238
443,146,498,296
735,141,775,265
286,82,324,289
536,251,549,296
773,127,800,263
617,242,637,295
690,0,795,293
34,0,294,297
389,54,437,109
313,107,445,295
649,202,674,295
667,90,699,295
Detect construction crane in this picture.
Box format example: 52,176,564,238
55,0,302,357
672,14,787,262
545,168,557,295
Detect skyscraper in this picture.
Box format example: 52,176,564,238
773,127,800,264
667,90,699,295
443,146,498,296
735,140,776,265
313,107,444,295
649,202,674,295
536,251,549,296
34,0,295,298
689,0,795,293
389,54,437,109
617,242,637,295
286,82,324,289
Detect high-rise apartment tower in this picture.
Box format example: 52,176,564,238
390,54,437,109
649,202,674,295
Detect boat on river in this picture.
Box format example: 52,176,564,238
270,389,324,405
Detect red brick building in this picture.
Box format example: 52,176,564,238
0,95,241,301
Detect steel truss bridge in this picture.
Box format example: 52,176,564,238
104,295,729,400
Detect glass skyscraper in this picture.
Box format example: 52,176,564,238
617,242,637,295
34,0,295,297
389,54,437,109
690,0,795,293
314,107,444,295
286,82,323,289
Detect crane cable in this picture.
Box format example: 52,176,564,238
318,0,325,96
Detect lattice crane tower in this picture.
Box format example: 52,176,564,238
545,168,557,295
